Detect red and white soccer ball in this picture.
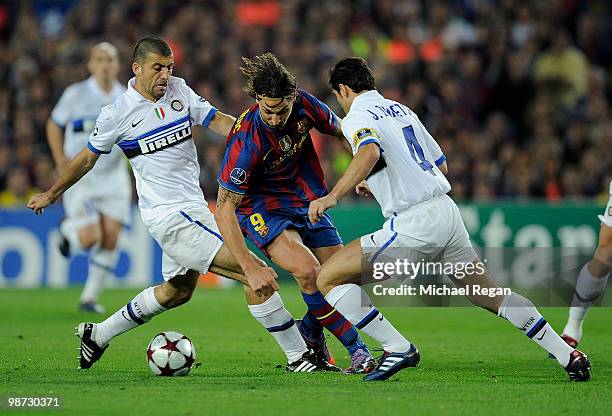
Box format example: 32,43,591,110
146,331,196,376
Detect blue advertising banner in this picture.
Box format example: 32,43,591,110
0,206,163,288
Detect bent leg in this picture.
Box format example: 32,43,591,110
451,259,575,367
318,239,412,353
564,223,612,342
268,230,366,355
92,270,200,347
80,215,123,306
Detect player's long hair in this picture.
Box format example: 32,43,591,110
240,53,297,99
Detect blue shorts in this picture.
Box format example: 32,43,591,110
238,206,343,257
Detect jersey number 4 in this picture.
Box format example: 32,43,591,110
402,126,435,175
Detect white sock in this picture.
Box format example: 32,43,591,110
498,292,573,367
60,219,84,252
80,248,118,303
564,263,609,341
326,284,411,353
248,292,307,363
94,287,166,347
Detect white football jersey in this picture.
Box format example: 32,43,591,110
342,90,451,218
51,76,127,183
88,76,218,226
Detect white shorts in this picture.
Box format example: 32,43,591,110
361,194,477,267
63,178,132,227
597,181,612,228
149,206,224,281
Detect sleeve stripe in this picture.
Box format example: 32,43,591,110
357,138,381,150
435,155,446,166
87,142,111,155
217,179,247,195
202,107,218,128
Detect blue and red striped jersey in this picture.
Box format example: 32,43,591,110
218,90,340,216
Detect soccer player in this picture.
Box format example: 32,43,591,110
308,57,591,381
28,38,325,373
561,180,611,347
47,42,130,314
215,53,375,373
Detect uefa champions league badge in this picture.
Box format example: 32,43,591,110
230,167,246,185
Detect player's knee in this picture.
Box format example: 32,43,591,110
292,262,320,285
315,267,334,295
160,284,194,308
79,231,101,249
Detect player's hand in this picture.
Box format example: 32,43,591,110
27,192,56,214
308,194,337,223
355,181,371,197
245,265,279,297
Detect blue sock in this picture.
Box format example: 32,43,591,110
300,311,323,340
302,291,367,355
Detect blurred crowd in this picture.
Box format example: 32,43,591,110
0,0,611,208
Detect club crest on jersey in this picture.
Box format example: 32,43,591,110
279,135,292,152
230,167,247,185
353,127,378,147
171,100,184,112
154,107,166,120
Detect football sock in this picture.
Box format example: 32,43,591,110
325,284,411,353
60,219,84,252
80,247,118,303
248,292,308,363
498,292,573,367
95,287,166,347
564,262,609,341
299,311,324,340
302,291,367,355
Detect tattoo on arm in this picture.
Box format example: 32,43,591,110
217,186,244,210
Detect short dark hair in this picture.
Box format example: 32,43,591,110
132,37,172,63
240,53,297,99
328,57,376,93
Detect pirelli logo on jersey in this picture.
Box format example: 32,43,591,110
353,127,378,148
119,115,193,159
137,125,192,155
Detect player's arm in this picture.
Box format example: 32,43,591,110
214,186,279,296
46,119,69,172
207,111,236,137
308,142,380,223
27,147,100,214
333,124,353,154
438,161,448,175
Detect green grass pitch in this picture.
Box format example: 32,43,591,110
1,286,610,415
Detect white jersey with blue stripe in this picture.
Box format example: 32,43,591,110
341,90,451,219
87,76,217,226
51,76,127,182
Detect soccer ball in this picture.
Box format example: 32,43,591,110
146,331,196,376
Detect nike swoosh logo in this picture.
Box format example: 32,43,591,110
536,329,547,341
131,118,144,128
121,311,130,321
378,314,384,321
370,235,376,244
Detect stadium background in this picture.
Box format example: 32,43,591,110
0,2,611,415
0,0,610,287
